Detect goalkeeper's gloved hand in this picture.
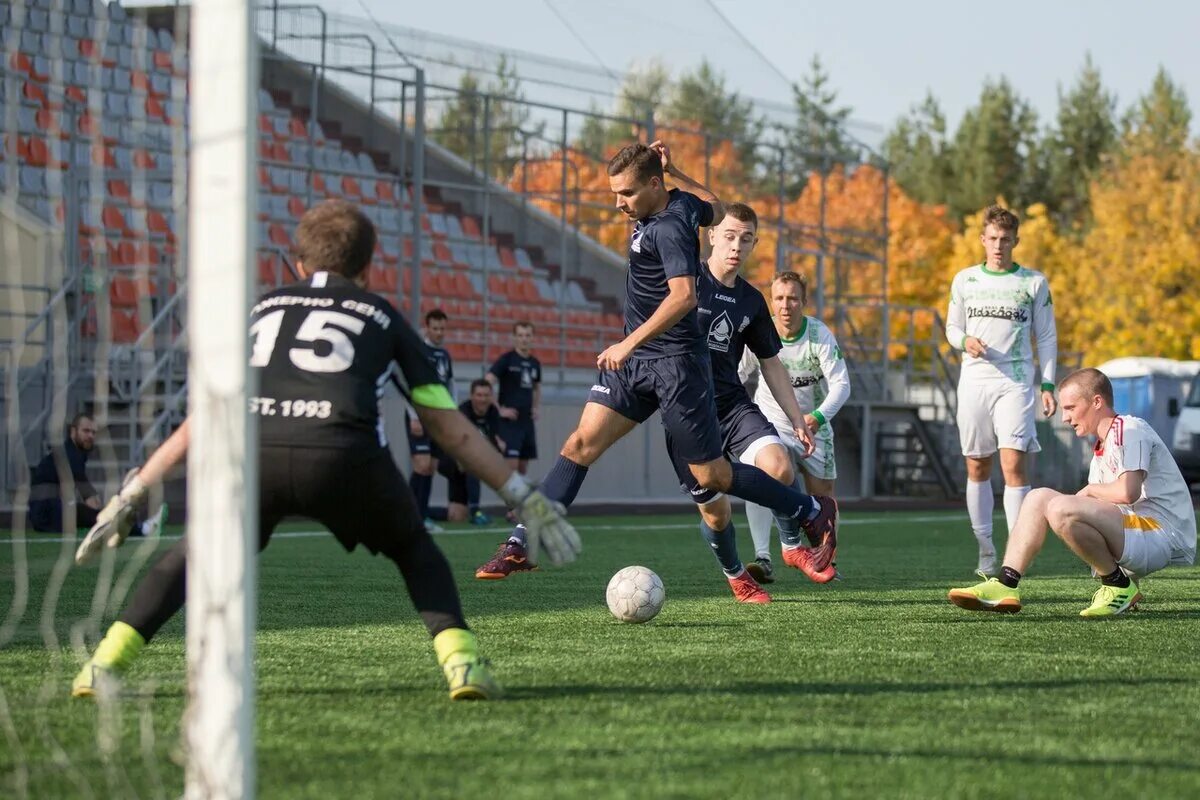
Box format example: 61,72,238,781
497,473,581,566
74,472,147,565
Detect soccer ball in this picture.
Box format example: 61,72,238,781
606,566,665,623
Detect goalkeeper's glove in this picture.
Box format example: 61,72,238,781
497,473,581,566
74,472,147,565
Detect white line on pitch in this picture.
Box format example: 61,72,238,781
0,512,967,545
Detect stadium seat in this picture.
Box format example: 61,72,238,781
108,273,144,308
267,223,290,249
368,265,397,294
110,307,142,343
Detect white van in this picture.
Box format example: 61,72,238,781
1096,358,1200,483
1173,371,1200,484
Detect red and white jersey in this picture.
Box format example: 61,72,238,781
1088,415,1196,562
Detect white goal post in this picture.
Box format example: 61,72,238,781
185,0,259,797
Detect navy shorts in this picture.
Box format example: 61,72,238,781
589,351,724,500
498,416,538,461
670,399,781,504
406,414,441,459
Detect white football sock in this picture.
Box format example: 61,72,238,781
966,479,994,542
1003,485,1031,535
745,501,775,560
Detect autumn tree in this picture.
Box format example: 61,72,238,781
664,59,765,172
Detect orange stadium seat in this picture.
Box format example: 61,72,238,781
110,308,142,344
108,275,144,308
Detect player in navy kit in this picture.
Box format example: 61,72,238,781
408,308,454,531
486,321,541,475
431,379,505,526
71,201,580,702
687,203,838,585
476,143,837,601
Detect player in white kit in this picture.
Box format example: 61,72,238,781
948,368,1196,617
946,205,1057,576
740,271,850,572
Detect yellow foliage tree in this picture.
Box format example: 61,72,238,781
1058,148,1200,361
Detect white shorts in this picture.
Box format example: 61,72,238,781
957,378,1040,457
771,425,837,481
1114,505,1182,577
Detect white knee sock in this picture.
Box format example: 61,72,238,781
966,479,994,543
745,501,775,559
1003,485,1031,535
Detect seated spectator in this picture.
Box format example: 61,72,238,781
29,413,166,537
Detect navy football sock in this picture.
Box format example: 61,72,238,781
409,472,433,518
728,463,814,521
775,476,806,548
539,455,589,509
466,476,481,509
699,519,743,577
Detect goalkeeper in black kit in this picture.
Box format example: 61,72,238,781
71,200,580,701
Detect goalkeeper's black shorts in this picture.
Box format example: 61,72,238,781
259,444,426,555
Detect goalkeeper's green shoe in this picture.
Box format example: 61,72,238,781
1080,582,1142,618
947,577,1022,614
71,660,121,700
434,628,501,701
71,621,145,699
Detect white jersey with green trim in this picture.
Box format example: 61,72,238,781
945,263,1057,388
739,315,850,430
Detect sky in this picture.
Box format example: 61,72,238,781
320,0,1200,141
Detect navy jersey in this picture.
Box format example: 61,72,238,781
488,350,541,416
625,189,714,359
407,338,454,425
698,264,780,411
426,340,454,390
460,399,502,451
249,271,453,449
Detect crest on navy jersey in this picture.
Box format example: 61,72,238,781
630,226,644,253
708,311,733,352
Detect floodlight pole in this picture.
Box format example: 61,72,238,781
185,0,258,796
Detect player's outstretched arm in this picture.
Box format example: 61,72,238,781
419,406,581,566
75,419,191,565
758,356,814,453
648,139,723,222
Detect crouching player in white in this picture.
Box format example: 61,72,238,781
948,368,1196,617
946,205,1057,576
739,271,849,578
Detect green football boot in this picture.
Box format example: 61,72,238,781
1079,581,1142,618
434,628,501,701
947,577,1022,614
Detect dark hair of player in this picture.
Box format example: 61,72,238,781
1058,368,1114,407
723,202,758,230
981,204,1020,235
70,412,93,429
469,378,492,394
606,143,664,184
513,321,534,334
293,200,377,280
772,270,808,304
425,308,448,324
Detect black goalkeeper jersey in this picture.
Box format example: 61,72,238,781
249,271,453,449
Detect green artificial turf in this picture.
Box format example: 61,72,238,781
2,510,1199,799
